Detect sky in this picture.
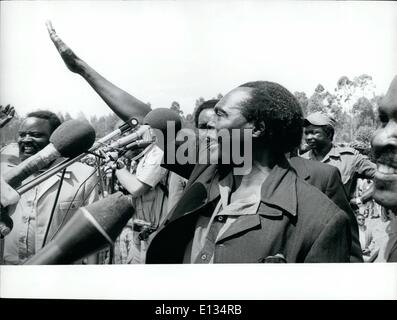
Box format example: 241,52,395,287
1,0,396,118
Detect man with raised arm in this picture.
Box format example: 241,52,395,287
47,23,351,263
45,21,151,122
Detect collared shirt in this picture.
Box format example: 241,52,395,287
302,144,376,198
1,144,98,265
184,161,269,263
133,144,169,228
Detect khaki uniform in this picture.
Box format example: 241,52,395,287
0,143,99,264
302,144,376,199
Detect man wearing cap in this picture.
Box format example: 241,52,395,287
302,111,376,200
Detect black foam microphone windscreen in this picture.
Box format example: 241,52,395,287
50,119,96,157
24,192,134,265
143,108,182,133
3,120,96,188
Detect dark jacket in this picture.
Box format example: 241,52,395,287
388,242,397,262
147,160,351,263
289,157,363,262
163,157,362,262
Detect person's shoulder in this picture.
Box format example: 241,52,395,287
146,143,164,158
334,145,358,156
0,143,20,166
290,156,340,182
291,156,338,173
295,177,347,222
68,161,96,179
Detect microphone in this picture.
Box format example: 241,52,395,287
3,120,96,188
106,125,151,150
15,117,138,196
0,176,20,208
0,120,95,237
24,192,134,264
90,117,139,150
143,107,182,133
125,138,155,151
105,108,182,150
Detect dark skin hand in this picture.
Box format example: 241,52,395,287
0,104,16,128
45,20,151,122
46,21,84,74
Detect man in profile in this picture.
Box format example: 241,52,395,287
45,22,351,263
147,82,351,263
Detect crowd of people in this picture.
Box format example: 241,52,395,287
0,21,396,264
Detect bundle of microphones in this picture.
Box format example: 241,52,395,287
0,108,182,264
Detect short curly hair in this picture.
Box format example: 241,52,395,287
194,99,218,128
238,81,303,154
26,110,62,133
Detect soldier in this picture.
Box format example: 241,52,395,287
302,111,376,200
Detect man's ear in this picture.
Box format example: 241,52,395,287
252,121,265,138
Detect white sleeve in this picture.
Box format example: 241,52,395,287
135,145,167,188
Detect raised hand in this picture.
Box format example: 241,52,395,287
45,20,151,122
0,104,16,128
45,20,84,73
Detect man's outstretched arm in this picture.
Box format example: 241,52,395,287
46,21,151,122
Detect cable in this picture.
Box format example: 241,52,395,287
41,168,67,248
47,167,99,242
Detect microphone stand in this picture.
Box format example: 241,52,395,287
17,119,138,196
41,168,67,248
107,168,118,264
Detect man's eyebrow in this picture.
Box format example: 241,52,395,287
214,105,226,114
18,130,43,134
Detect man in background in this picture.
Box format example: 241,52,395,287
0,110,98,264
302,112,376,200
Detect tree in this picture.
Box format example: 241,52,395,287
182,113,195,129
354,125,375,146
294,91,309,115
307,84,332,114
64,112,73,121
195,97,205,109
77,111,88,122
352,97,376,129
333,74,378,142
170,101,184,116
57,112,65,123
